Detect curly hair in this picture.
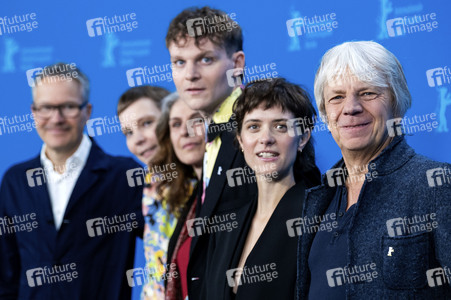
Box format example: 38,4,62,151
151,93,198,216
166,6,243,56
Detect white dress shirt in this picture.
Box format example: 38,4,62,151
40,134,92,230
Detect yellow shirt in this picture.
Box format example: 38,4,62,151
203,88,242,190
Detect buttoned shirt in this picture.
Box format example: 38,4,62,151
40,134,91,230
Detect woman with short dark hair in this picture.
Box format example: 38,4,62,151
204,77,321,299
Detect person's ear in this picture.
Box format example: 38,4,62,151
237,134,244,153
298,129,311,152
85,103,92,120
232,51,245,70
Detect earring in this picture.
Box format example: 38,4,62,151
241,148,244,152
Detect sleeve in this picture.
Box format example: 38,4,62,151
433,164,451,288
0,174,21,299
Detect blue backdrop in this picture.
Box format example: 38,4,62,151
1,0,450,298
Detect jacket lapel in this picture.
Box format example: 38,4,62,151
297,184,335,299
199,130,238,219
62,141,109,220
24,156,58,242
190,131,238,253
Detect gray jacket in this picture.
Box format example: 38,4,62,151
296,136,451,299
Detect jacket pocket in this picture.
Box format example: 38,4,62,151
381,232,430,289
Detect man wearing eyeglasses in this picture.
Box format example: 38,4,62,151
0,63,144,300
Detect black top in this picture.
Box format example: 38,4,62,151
204,183,306,300
308,185,356,299
188,127,258,299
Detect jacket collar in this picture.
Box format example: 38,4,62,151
319,136,414,186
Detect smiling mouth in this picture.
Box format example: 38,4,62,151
257,151,279,158
46,127,70,132
140,146,157,157
341,122,371,128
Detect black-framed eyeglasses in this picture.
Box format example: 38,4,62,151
32,101,89,119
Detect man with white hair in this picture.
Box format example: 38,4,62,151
297,41,451,299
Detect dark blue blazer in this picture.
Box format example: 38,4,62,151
0,140,144,300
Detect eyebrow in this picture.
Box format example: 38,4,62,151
244,118,288,123
171,50,217,61
328,85,379,94
244,119,261,124
33,100,82,106
326,89,345,94
169,112,201,121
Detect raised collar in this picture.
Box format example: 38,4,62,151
320,136,415,185
212,87,242,124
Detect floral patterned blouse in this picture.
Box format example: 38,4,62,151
141,173,176,300
141,173,195,300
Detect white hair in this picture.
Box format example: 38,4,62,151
314,41,411,118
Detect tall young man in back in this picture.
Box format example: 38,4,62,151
166,7,256,299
